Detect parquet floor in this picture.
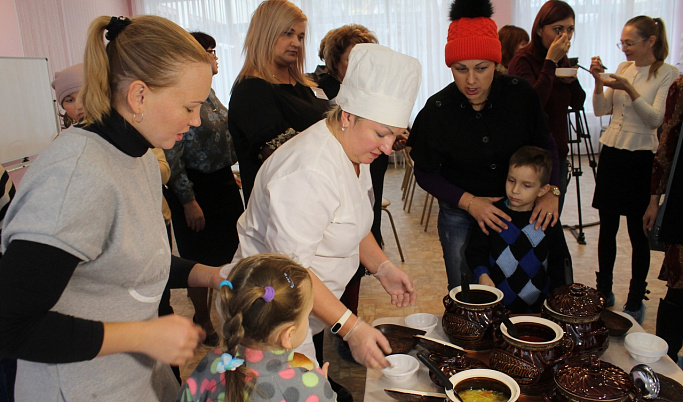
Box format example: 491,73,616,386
171,156,668,401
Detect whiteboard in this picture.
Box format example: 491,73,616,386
0,57,60,164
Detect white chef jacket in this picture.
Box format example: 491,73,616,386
593,61,678,152
222,119,374,362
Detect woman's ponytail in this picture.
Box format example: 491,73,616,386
81,16,113,126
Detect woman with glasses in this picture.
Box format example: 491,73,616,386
590,16,678,323
229,0,330,203
508,0,586,214
162,31,244,348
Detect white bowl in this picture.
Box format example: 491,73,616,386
556,67,577,77
404,313,438,334
381,354,420,382
449,369,521,401
624,332,668,363
600,72,617,81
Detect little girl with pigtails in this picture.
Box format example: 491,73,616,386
178,254,337,402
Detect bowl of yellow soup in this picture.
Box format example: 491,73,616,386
449,369,520,402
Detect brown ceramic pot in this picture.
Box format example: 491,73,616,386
553,355,639,401
542,283,610,357
489,316,573,396
426,353,489,388
442,285,505,351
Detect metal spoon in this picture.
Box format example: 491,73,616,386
577,63,608,72
630,364,663,400
417,352,465,402
496,310,520,340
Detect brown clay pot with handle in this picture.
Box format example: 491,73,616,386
542,283,610,357
489,316,574,396
442,284,505,351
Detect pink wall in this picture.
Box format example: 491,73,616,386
0,0,23,56
8,0,131,81
491,0,513,30
673,3,683,71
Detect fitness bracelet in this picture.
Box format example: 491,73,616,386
330,309,353,334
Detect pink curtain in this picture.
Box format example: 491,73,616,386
14,0,131,85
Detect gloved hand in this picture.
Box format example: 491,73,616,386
374,260,417,307
343,319,391,369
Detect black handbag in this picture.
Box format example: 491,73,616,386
649,123,683,251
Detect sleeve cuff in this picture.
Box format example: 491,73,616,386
473,265,490,280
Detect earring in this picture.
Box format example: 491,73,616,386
341,126,346,132
133,112,144,124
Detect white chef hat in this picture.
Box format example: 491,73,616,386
335,43,422,128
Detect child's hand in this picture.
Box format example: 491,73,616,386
320,362,330,379
478,274,495,288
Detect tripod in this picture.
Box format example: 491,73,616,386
563,108,599,244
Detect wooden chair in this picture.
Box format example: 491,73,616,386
420,193,436,231
381,197,405,262
401,148,418,212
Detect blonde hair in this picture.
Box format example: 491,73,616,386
220,254,313,402
625,16,669,80
325,104,365,127
321,24,378,81
233,0,314,88
81,15,211,126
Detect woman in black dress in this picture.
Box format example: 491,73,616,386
229,0,330,203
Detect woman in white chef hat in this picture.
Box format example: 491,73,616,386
221,43,421,371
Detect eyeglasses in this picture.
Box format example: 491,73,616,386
206,49,216,55
616,38,645,50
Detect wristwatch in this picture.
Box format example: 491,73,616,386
551,186,561,196
330,309,353,334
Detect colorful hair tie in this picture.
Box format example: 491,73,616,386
262,286,275,302
216,353,244,373
284,272,295,288
220,280,233,290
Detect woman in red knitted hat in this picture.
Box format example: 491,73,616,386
408,0,567,291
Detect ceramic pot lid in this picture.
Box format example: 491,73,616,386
547,283,605,317
555,356,638,401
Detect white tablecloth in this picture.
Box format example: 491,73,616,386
364,313,683,401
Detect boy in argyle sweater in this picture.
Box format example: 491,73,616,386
466,146,570,313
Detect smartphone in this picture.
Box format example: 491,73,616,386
569,57,579,67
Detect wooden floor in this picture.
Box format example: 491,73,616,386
171,156,668,401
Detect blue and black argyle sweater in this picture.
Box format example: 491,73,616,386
466,200,568,314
